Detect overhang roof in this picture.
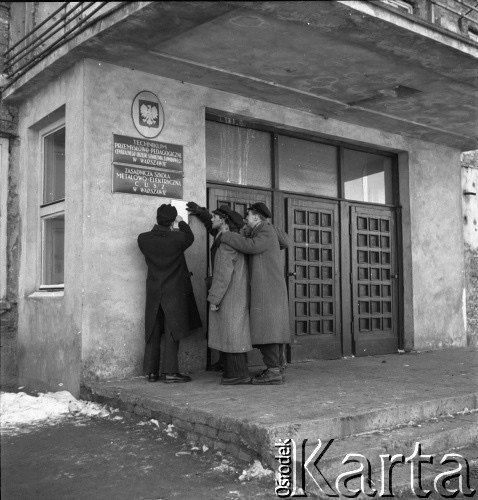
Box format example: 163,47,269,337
4,1,478,150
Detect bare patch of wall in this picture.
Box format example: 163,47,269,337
462,150,478,347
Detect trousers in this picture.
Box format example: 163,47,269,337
143,306,179,374
223,352,249,378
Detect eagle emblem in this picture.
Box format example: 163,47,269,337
139,100,159,128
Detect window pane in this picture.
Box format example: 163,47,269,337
343,149,393,204
206,121,271,187
43,213,64,285
278,136,338,197
43,128,65,204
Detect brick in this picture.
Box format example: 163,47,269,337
225,442,240,458
186,431,200,443
218,429,240,444
238,449,253,463
194,422,218,439
198,436,214,449
172,417,194,432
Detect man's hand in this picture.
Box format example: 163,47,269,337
175,215,183,223
186,201,204,216
210,303,219,311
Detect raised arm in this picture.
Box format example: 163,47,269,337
207,244,236,306
178,221,194,250
221,224,273,255
186,201,215,236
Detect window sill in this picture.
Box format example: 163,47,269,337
28,290,64,299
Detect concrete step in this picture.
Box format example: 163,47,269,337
280,412,478,498
82,378,478,472
266,392,478,446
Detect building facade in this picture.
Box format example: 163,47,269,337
1,1,477,395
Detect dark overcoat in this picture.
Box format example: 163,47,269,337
221,221,290,345
137,221,201,342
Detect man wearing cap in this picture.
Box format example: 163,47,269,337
207,206,252,384
220,202,290,385
137,204,201,383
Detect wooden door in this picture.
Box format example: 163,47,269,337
207,185,273,368
350,205,399,356
287,197,341,360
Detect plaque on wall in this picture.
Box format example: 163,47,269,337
131,90,165,138
112,164,183,199
113,134,183,171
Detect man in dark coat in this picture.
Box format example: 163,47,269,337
137,204,201,383
220,202,290,385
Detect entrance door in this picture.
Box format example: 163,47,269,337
350,205,399,356
207,185,273,368
287,197,341,360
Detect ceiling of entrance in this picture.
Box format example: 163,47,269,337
11,1,478,150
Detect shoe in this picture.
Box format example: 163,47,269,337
147,372,160,382
253,368,286,382
220,376,251,385
251,368,283,385
161,373,192,383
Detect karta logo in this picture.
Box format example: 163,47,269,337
274,439,476,498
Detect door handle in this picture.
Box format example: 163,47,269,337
391,274,398,279
288,272,297,277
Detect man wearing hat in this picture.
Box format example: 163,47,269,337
137,204,201,383
207,206,252,384
220,202,290,385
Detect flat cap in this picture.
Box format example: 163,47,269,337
212,205,244,231
247,202,272,219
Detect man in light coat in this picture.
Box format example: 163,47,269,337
221,202,290,385
207,206,252,385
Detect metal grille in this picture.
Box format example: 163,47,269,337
3,2,129,88
355,214,394,333
292,206,336,336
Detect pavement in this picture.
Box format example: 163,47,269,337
83,347,478,489
1,411,279,500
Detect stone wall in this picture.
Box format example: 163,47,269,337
0,1,19,388
462,150,478,347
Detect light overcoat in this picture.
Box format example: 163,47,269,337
137,222,201,342
221,221,290,345
207,242,251,353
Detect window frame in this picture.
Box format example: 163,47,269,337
205,113,398,208
39,119,65,290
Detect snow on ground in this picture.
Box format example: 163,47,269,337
1,391,112,435
239,460,274,481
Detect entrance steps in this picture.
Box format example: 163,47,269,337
290,411,478,498
81,348,478,496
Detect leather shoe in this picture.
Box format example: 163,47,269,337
147,372,160,382
220,376,251,385
161,373,192,383
251,368,283,385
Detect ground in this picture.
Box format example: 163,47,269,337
0,390,278,500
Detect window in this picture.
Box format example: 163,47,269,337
278,135,338,197
468,27,478,43
40,124,65,288
380,0,414,14
343,149,393,204
206,121,272,187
